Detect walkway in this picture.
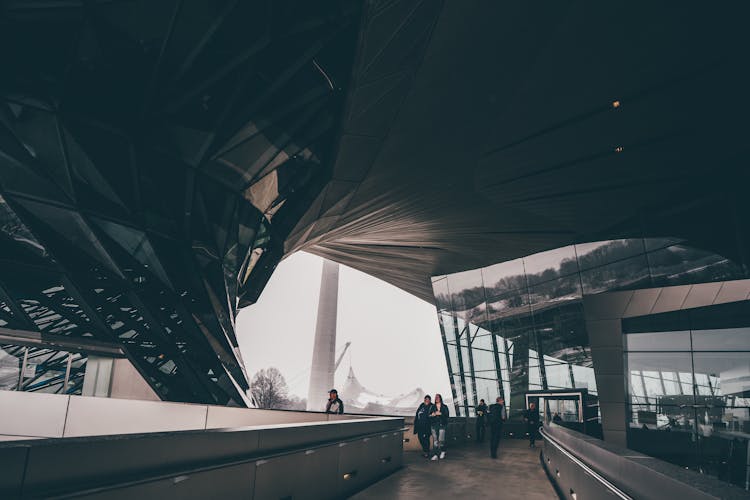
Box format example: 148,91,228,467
351,439,558,499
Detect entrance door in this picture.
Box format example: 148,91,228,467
525,389,588,433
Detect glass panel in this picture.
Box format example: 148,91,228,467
472,347,495,373
691,327,750,351
580,253,651,295
440,312,457,344
0,263,94,338
460,344,471,375
482,258,526,298
571,364,597,393
447,268,485,317
626,352,694,407
528,275,581,313
0,346,21,390
0,194,52,264
648,245,744,287
575,239,645,271
692,352,750,400
625,330,692,351
523,245,578,286
432,277,450,311
501,370,511,404
21,349,69,394
533,299,589,367
472,331,494,351
452,376,465,416
529,348,542,390
544,356,573,389
627,404,699,469
644,237,683,251
446,343,460,375
475,377,499,403
487,290,531,328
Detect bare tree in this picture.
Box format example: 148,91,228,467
249,367,289,409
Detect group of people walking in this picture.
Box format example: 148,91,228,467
415,395,542,460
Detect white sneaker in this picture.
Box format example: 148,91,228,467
430,455,438,461
439,451,446,459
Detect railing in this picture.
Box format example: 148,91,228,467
0,416,405,499
540,424,748,500
0,391,362,440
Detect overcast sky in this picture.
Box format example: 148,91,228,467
236,251,451,401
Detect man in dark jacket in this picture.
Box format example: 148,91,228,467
414,395,434,457
488,396,506,458
524,402,540,447
325,389,344,414
475,399,488,443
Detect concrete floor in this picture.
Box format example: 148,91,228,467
351,439,558,499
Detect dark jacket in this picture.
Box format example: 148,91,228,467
476,403,488,423
524,407,539,426
325,397,344,414
488,403,506,425
430,402,449,428
414,403,434,434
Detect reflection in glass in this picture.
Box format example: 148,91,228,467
575,239,645,271
692,352,750,398
482,258,526,298
580,253,651,295
528,276,581,313
523,245,578,286
432,277,450,311
648,245,743,287
691,328,750,352
625,331,692,352
447,268,485,316
627,352,694,407
0,346,20,390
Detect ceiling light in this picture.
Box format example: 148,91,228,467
612,100,621,108
614,146,623,153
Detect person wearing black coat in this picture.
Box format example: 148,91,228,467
475,399,488,443
430,393,449,460
524,402,540,447
488,396,507,458
414,395,434,457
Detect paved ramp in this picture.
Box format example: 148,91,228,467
351,439,557,499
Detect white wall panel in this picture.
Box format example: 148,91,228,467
0,391,69,438
63,396,208,437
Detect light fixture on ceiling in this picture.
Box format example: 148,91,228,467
614,146,624,153
612,100,621,108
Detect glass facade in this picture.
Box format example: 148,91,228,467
624,302,750,489
432,238,744,421
0,345,86,394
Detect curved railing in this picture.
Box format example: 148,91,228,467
540,424,748,500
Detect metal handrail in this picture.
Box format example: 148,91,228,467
540,426,632,500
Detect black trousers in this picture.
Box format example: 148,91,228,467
417,431,431,453
527,424,538,445
476,420,485,442
489,423,503,457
